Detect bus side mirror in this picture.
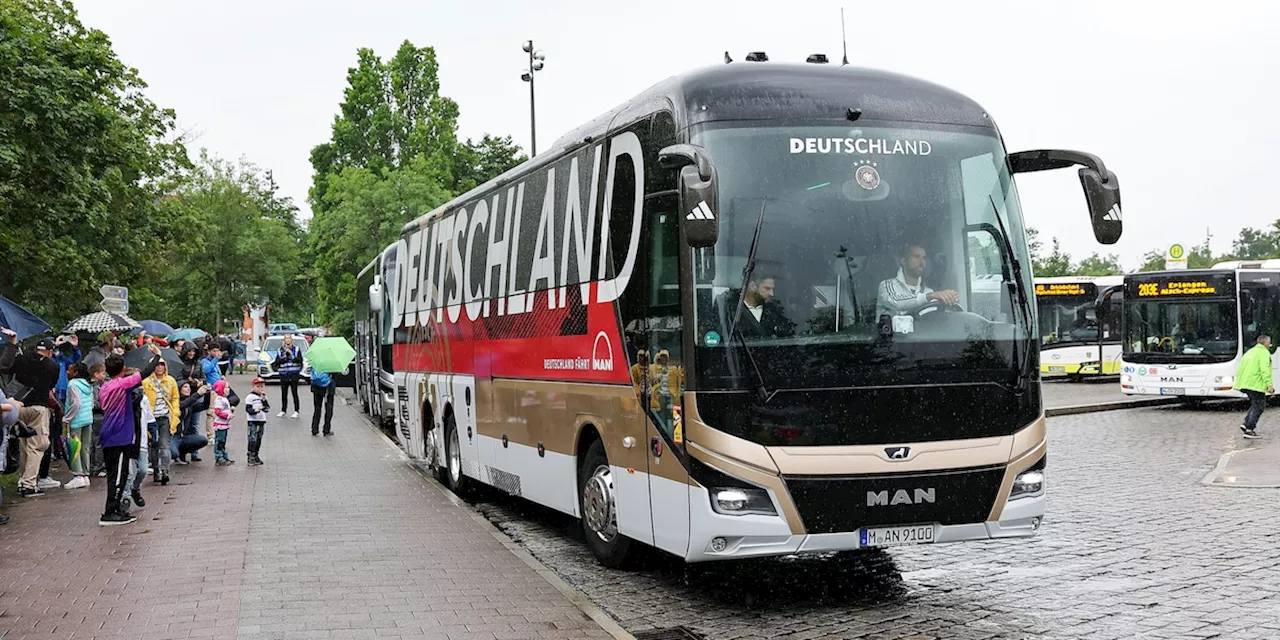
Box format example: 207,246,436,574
1009,149,1123,246
659,144,719,248
1080,167,1122,246
369,282,384,314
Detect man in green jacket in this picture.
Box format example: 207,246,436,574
1234,334,1273,439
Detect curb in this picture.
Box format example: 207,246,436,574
1045,397,1184,417
1200,447,1280,489
353,401,635,640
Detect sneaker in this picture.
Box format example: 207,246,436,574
247,457,261,466
132,492,146,508
0,514,9,525
64,476,89,489
190,454,202,462
173,458,188,465
19,487,43,498
277,411,285,418
96,470,107,477
36,477,62,490
99,512,138,526
290,411,299,419
1243,429,1262,439
323,432,333,436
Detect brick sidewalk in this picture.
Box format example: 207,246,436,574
0,374,617,640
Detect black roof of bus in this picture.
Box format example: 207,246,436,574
403,63,994,234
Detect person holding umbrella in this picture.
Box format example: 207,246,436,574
304,337,356,437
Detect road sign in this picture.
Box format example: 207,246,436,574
1165,243,1188,270
100,298,129,314
99,285,128,301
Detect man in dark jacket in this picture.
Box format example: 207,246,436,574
1,331,61,495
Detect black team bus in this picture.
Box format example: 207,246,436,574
355,55,1124,566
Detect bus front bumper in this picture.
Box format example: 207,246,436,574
684,487,1045,563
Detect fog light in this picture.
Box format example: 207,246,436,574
710,487,778,516
1032,517,1041,530
710,537,728,552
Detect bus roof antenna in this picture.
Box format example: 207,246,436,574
841,7,850,66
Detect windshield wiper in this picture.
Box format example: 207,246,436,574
990,195,1036,394
727,200,772,403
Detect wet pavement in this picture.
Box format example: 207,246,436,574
0,374,616,640
456,400,1280,640
1041,377,1130,409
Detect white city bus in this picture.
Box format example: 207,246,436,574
1036,275,1123,378
357,58,1123,566
1121,261,1280,399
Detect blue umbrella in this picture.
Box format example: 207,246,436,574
0,296,52,340
169,328,207,342
139,320,175,336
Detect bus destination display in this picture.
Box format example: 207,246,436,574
1035,282,1096,297
1129,274,1233,298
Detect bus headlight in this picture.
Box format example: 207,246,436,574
710,487,777,516
1010,454,1046,499
1215,375,1234,386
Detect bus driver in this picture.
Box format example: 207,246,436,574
876,244,960,318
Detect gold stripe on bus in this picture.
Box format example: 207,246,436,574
686,441,806,536
987,438,1047,522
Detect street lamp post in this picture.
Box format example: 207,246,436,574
520,40,545,156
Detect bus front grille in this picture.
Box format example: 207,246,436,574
783,465,1007,534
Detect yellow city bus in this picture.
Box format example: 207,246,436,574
357,57,1123,566
1036,275,1124,378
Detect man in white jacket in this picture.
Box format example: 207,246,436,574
876,244,960,318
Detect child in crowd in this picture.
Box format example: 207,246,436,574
244,377,269,466
211,380,235,466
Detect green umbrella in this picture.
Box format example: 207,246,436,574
305,336,357,373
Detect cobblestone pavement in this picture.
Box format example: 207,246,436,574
0,374,614,640
1042,377,1132,409
461,400,1280,640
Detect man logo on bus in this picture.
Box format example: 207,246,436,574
591,331,614,371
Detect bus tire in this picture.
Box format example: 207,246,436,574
579,439,635,568
443,414,469,496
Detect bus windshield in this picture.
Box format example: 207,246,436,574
1123,298,1239,363
690,124,1034,392
1037,290,1100,346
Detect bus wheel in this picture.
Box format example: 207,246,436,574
444,414,469,496
579,439,634,568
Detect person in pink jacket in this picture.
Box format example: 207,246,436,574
211,380,235,466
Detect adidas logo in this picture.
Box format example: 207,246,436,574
686,201,714,221
1102,203,1122,222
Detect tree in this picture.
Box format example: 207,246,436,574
308,155,452,336
0,0,188,328
1074,253,1123,276
1136,239,1226,272
1232,224,1280,260
451,134,527,194
1032,238,1073,277
307,41,526,334
156,152,301,333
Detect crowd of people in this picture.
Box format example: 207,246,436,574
0,328,336,527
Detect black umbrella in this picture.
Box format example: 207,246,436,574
123,346,183,372
63,311,141,334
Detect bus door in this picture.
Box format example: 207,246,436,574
607,108,690,556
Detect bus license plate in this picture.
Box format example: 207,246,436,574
859,524,936,548
1160,387,1185,395
1048,366,1065,372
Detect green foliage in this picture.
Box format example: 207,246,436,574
0,0,187,328
309,156,452,336
1232,224,1280,260
1135,240,1221,272
151,151,303,333
307,40,526,336
1073,253,1123,276
451,134,528,194
1028,228,1074,278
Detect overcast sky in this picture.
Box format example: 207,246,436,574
77,0,1279,269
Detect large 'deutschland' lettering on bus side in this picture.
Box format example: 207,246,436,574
391,131,644,331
